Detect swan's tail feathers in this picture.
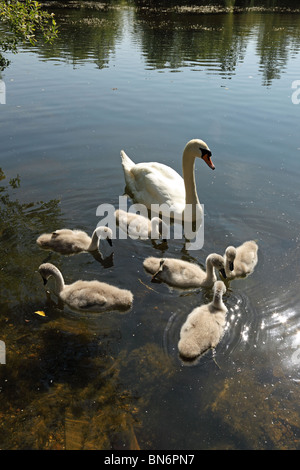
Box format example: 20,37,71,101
120,150,135,172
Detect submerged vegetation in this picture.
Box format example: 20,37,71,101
0,169,62,310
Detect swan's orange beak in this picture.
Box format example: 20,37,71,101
203,153,215,170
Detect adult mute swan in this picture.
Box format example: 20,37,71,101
114,209,168,241
178,280,227,360
223,240,258,280
36,226,113,255
38,263,133,313
120,139,215,223
143,253,226,289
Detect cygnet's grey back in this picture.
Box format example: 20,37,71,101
36,229,91,254
178,280,227,360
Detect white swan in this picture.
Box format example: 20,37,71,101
36,226,113,255
120,139,215,223
223,240,258,280
114,209,168,241
143,253,226,289
178,280,227,359
38,263,133,313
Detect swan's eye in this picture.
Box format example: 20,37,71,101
200,148,212,158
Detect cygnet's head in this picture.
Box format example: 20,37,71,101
213,280,227,306
151,258,166,282
207,253,226,278
225,246,236,271
96,226,113,246
185,139,215,170
38,263,60,285
214,280,226,296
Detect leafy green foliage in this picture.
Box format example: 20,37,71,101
0,0,58,69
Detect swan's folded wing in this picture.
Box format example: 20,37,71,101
62,283,108,311
78,297,107,309
76,292,107,310
130,162,185,208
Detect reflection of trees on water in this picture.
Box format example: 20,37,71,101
255,13,300,86
133,0,299,9
134,7,300,83
39,4,124,69
33,2,300,84
134,11,250,76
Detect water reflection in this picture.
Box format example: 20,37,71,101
25,1,300,85
35,3,124,69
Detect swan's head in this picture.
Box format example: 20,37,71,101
207,253,226,278
225,246,236,271
186,139,215,170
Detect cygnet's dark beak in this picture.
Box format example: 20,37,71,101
151,269,161,283
219,268,226,279
151,259,165,282
107,238,113,246
42,277,48,286
229,261,234,271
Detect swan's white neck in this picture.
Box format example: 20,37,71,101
183,154,199,206
182,148,202,223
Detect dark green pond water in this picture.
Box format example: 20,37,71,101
1,0,300,450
